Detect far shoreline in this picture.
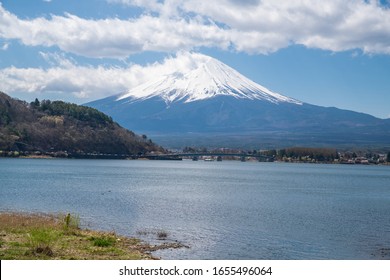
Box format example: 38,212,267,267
1,153,389,166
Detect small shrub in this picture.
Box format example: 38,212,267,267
64,213,71,228
62,213,80,231
27,228,58,256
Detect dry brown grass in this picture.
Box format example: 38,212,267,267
0,212,60,231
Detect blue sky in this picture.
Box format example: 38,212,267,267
1,0,390,118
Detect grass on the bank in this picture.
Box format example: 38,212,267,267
0,212,154,260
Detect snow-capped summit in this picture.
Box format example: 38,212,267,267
117,54,302,105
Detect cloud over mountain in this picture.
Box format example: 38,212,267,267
1,1,390,58
0,51,210,101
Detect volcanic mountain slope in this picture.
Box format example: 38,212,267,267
87,53,390,148
116,54,301,105
0,91,163,155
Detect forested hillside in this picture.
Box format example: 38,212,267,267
0,92,164,157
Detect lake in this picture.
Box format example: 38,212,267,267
1,158,389,259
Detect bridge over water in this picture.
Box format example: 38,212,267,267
142,153,274,161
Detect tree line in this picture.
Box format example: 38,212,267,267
31,99,113,126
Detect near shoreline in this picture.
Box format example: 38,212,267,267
0,212,185,260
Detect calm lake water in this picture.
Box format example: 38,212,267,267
1,158,389,259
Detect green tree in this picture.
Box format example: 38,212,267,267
278,149,286,158
33,98,40,107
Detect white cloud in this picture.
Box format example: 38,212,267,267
0,4,229,58
1,42,9,50
1,1,390,58
109,0,390,55
0,51,208,101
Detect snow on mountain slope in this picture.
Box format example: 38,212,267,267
117,54,302,105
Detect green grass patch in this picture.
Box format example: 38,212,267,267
90,236,116,247
27,227,61,256
8,241,23,247
0,212,156,260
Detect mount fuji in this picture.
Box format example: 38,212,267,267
116,55,301,105
87,53,390,148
